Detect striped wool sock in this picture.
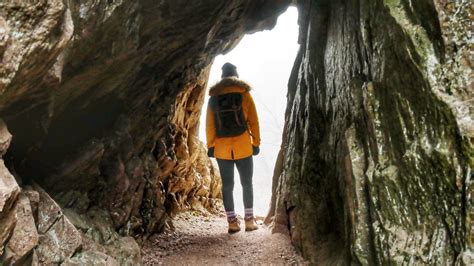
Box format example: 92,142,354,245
226,211,237,222
244,208,254,220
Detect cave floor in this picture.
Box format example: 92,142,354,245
141,211,307,265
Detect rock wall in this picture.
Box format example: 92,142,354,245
0,0,290,264
1,0,471,264
269,0,472,264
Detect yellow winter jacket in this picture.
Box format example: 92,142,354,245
206,77,260,160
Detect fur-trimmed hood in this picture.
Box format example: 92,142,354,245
209,77,251,96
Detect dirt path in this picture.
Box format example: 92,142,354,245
142,211,307,265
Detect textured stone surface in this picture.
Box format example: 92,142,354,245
63,250,119,266
0,182,140,264
62,207,142,265
0,121,17,258
0,0,72,95
0,0,470,264
1,193,38,264
35,185,82,264
0,160,18,257
0,0,289,263
0,0,288,242
22,187,40,224
104,236,141,265
35,184,63,234
432,0,473,138
167,69,223,215
269,0,472,264
0,119,11,156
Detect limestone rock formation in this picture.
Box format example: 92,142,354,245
35,185,82,264
268,0,472,264
0,0,471,264
63,250,118,266
2,192,38,264
0,119,17,258
0,0,290,263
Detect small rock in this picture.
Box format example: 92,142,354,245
0,159,20,256
62,250,119,266
35,185,82,264
1,193,38,264
0,119,12,156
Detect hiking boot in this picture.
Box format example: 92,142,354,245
245,217,258,231
228,218,241,234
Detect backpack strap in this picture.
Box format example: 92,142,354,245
210,97,223,131
232,104,243,126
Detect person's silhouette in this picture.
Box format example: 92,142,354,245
206,62,260,233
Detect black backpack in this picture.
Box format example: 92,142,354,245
210,93,247,137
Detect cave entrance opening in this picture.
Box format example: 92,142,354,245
198,7,299,217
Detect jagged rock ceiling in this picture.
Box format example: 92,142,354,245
0,0,290,263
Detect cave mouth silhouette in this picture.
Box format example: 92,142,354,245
198,6,299,218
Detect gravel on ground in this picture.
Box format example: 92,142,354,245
142,211,307,265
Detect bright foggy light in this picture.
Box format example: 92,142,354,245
199,7,299,216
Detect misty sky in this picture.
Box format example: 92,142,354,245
199,7,299,216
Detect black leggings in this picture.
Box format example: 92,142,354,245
216,156,253,212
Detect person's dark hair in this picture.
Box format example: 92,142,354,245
221,62,238,78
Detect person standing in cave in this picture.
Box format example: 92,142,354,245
206,62,260,233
